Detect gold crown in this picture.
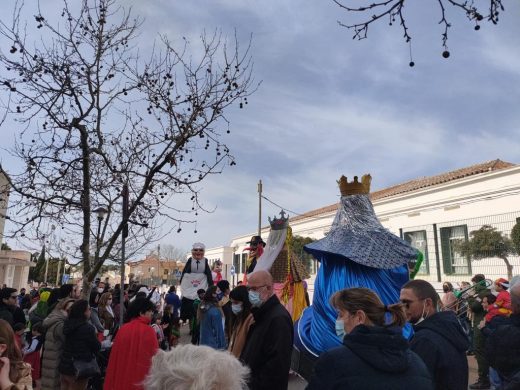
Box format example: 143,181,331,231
337,174,372,195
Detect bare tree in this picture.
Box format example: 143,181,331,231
0,0,255,296
333,0,505,64
160,244,186,262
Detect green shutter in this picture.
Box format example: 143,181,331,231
440,227,453,275
462,225,471,274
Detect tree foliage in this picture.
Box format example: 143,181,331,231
291,235,316,275
455,224,515,280
333,0,505,62
0,0,255,296
511,220,520,255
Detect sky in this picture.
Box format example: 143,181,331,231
1,0,520,258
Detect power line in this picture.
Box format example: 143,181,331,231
261,195,304,217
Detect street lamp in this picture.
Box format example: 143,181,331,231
93,206,107,260
44,224,56,284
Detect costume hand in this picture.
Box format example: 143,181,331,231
0,356,14,389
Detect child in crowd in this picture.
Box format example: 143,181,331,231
151,314,167,350
494,278,512,316
23,322,43,389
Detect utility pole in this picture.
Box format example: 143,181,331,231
120,183,129,326
258,180,262,237
157,244,161,285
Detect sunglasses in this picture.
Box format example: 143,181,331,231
192,249,204,252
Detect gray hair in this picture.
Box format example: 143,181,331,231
143,344,249,390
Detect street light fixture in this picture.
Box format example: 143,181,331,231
93,206,107,260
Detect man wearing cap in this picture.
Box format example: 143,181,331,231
468,274,492,389
245,236,266,274
179,243,213,325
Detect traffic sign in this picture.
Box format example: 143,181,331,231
230,265,236,275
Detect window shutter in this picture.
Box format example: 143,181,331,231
440,227,453,275
462,225,471,274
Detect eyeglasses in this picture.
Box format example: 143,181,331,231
192,249,204,253
400,298,424,309
247,285,266,292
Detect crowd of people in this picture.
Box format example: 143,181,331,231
0,241,518,390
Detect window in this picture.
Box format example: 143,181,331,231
403,230,429,275
440,225,471,275
233,254,240,274
241,253,248,274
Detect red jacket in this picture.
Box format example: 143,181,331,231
104,316,158,390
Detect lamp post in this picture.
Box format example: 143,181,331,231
93,206,107,263
44,224,56,284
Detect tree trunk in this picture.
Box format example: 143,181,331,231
501,256,513,281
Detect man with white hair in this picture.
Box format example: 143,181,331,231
241,270,293,390
486,282,520,388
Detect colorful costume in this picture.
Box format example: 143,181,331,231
251,211,310,321
292,174,420,380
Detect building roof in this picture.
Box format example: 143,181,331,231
290,159,516,223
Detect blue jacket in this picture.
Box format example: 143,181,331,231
307,325,433,390
199,302,226,349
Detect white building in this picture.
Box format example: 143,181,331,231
0,170,33,290
208,159,520,287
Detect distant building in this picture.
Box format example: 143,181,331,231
0,170,33,290
128,254,185,286
207,159,520,291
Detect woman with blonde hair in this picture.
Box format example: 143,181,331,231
143,344,249,390
97,292,115,333
0,319,32,389
307,288,433,390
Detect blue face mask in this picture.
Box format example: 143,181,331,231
248,290,263,308
231,303,243,315
217,292,224,301
335,319,345,339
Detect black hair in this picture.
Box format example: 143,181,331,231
203,286,218,303
13,323,25,332
59,284,74,299
69,299,90,321
484,294,497,305
197,289,206,295
229,285,252,324
402,279,440,308
126,298,155,322
0,287,17,300
217,280,230,293
89,290,100,307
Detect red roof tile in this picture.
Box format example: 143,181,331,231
290,159,515,223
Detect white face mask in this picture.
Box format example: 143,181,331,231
97,288,104,294
335,319,345,339
231,303,243,315
412,300,429,325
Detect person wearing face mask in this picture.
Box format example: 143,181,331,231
400,279,470,390
104,298,158,390
307,288,433,390
240,270,293,390
198,286,226,350
97,292,115,334
228,285,254,358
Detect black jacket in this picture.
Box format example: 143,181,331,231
0,303,14,327
180,257,213,287
240,294,293,390
307,325,433,390
59,318,101,376
411,311,470,390
486,314,520,382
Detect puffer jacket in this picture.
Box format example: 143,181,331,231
41,309,67,390
307,325,433,390
58,317,101,377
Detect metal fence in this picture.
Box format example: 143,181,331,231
401,211,520,283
